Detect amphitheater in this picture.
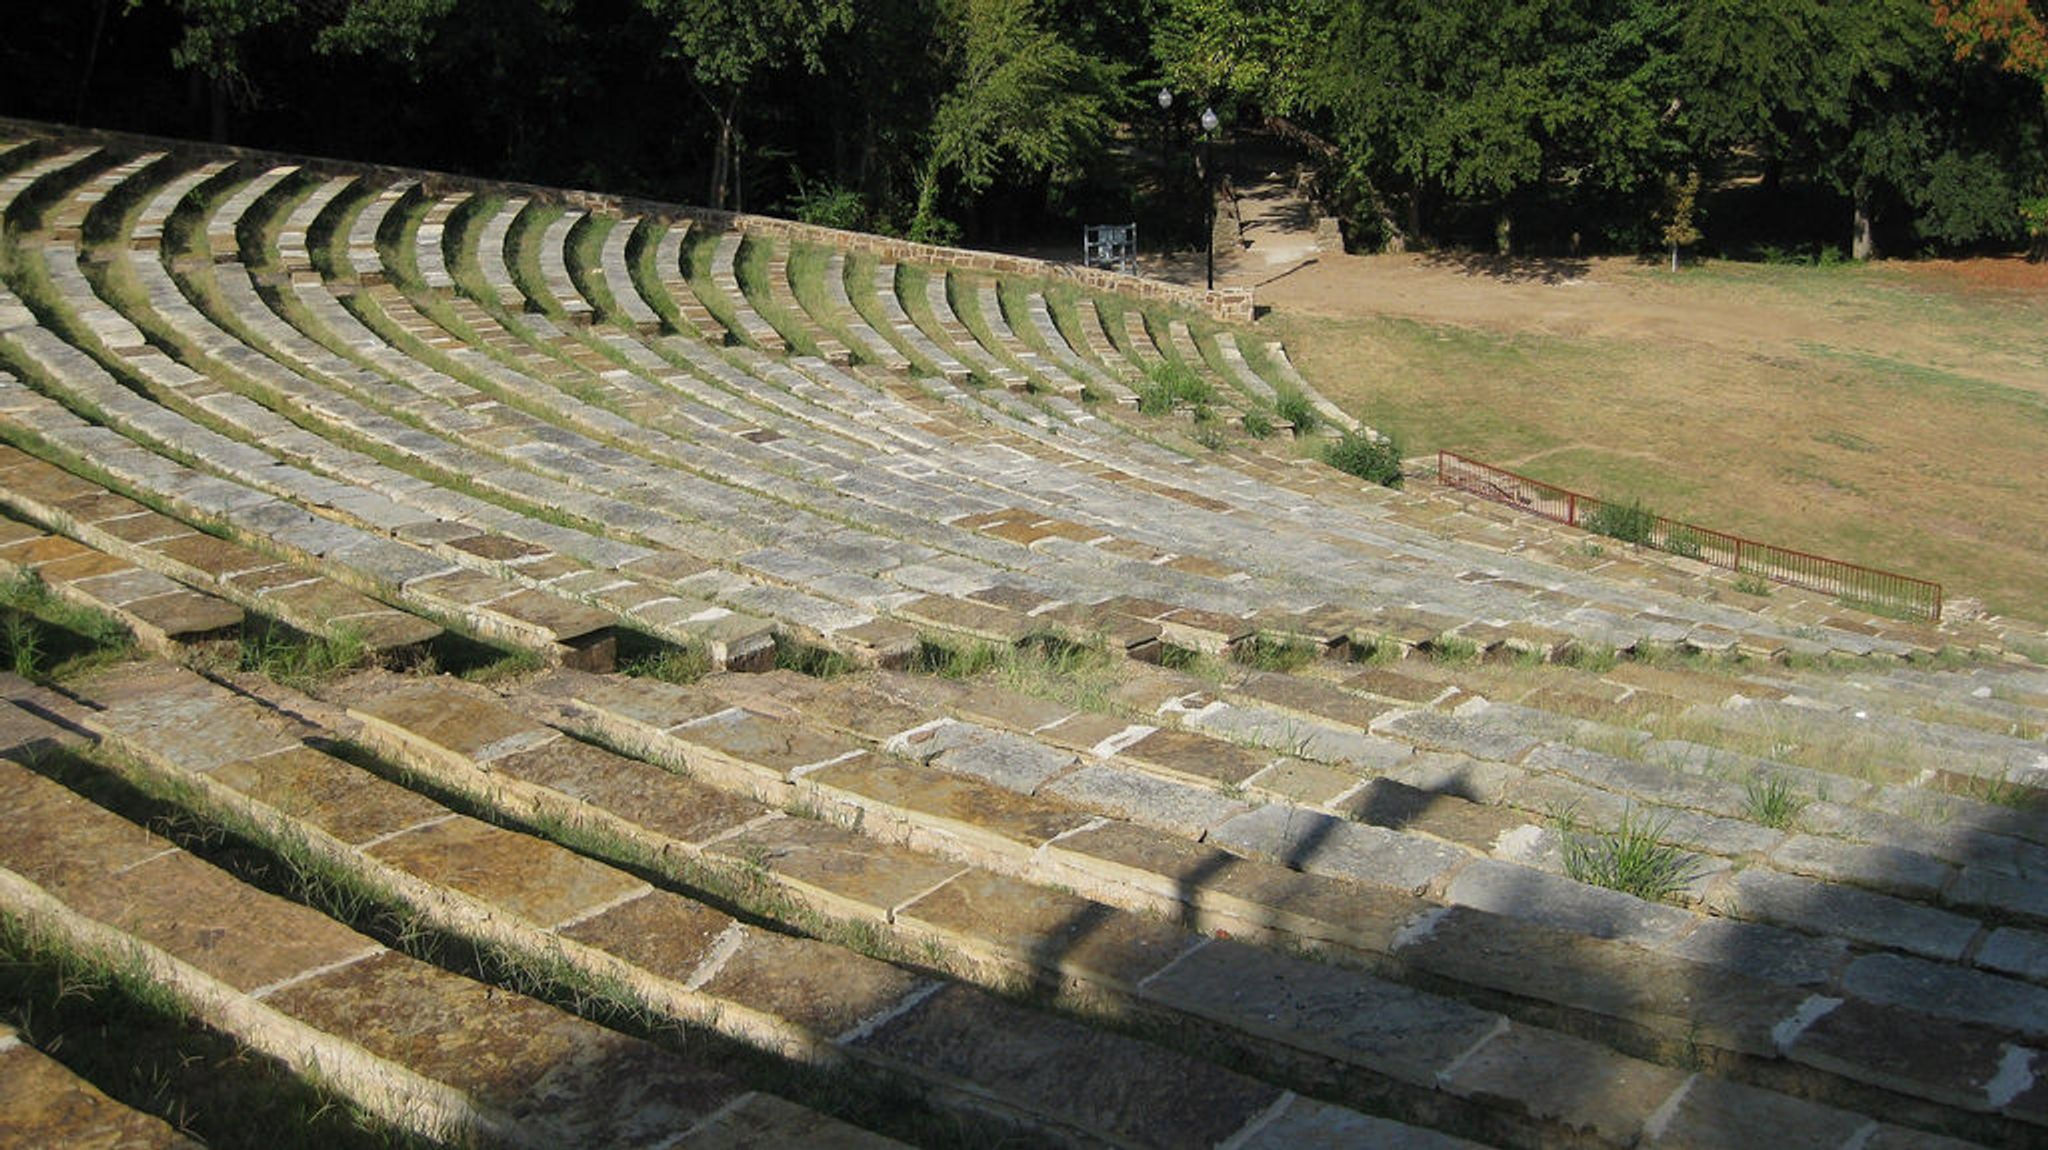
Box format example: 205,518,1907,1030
1,117,2046,1149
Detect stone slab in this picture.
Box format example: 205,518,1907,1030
1139,937,1504,1088
368,816,648,930
65,850,377,994
1445,859,1696,946
1335,778,1534,853
350,685,559,766
704,816,966,923
1041,763,1253,836
852,982,1280,1147
802,756,1092,858
1842,952,2048,1038
682,1091,907,1149
700,926,925,1040
1375,709,1541,763
558,889,734,982
1644,1073,1874,1149
269,950,740,1140
1437,1023,1689,1147
673,708,864,778
1234,1095,1486,1150
1209,805,1468,894
491,737,766,848
0,1038,196,1149
1119,727,1272,787
896,868,1196,992
1706,868,1980,962
1786,998,2011,1112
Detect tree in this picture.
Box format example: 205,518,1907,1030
125,0,294,139
909,0,1123,243
1934,0,2048,82
1659,168,1702,268
640,0,853,210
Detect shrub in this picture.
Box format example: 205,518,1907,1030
1240,410,1274,439
1663,525,1703,559
1324,431,1403,488
1585,498,1654,544
1742,773,1806,830
786,177,868,231
1732,574,1773,597
1273,389,1319,433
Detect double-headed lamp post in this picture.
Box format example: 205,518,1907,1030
1199,105,1219,292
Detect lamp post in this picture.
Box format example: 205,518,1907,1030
1155,88,1172,262
1199,105,1219,292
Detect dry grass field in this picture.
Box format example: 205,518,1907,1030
1254,252,2048,618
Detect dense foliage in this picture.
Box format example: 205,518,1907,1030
5,0,2042,257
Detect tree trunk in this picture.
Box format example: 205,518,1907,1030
1851,197,1875,261
710,114,732,210
1670,241,1680,272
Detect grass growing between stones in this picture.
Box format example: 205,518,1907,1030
0,912,445,1150
1742,773,1808,830
236,617,371,691
1555,804,1696,903
1233,632,1320,673
0,571,135,682
1136,359,1215,416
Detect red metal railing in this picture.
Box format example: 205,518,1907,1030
1436,451,1943,622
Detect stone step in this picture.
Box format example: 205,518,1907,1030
536,208,594,323
474,196,529,308
74,663,1461,1147
707,232,788,352
202,164,297,264
517,667,2034,1140
274,173,353,276
822,252,911,371
0,1022,202,1148
131,159,233,252
652,219,729,343
45,150,165,242
0,746,893,1148
0,512,242,651
413,190,469,290
345,178,412,284
0,145,104,221
598,215,662,332
0,436,436,655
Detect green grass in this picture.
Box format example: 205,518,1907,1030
1556,805,1696,903
1136,359,1215,415
1323,431,1403,487
616,631,711,685
1742,773,1807,830
909,635,1009,679
0,913,444,1150
237,618,371,691
0,571,136,682
1232,632,1320,673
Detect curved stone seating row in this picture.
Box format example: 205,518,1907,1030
74,662,1463,1149
204,164,296,265
346,178,412,284
758,246,850,365
650,220,727,343
0,295,618,665
598,215,660,332
922,272,1025,388
475,196,527,308
0,715,891,1149
534,207,592,323
275,173,353,279
0,375,438,654
413,190,467,290
821,252,911,371
45,151,162,242
1121,309,1168,367
95,237,783,668
1074,298,1144,381
0,145,103,221
0,506,243,653
1023,292,1137,405
705,232,786,352
872,263,968,382
131,158,230,251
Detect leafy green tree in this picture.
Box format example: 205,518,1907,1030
640,0,854,210
125,0,293,138
909,0,1124,243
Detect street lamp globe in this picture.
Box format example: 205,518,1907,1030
1157,88,1173,110
1200,106,1219,133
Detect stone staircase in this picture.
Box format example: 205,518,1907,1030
0,122,2043,1147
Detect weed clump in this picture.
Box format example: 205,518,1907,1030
1324,431,1403,487
1585,498,1655,544
1273,389,1319,433
1556,805,1696,903
1742,773,1806,830
1137,361,1214,415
